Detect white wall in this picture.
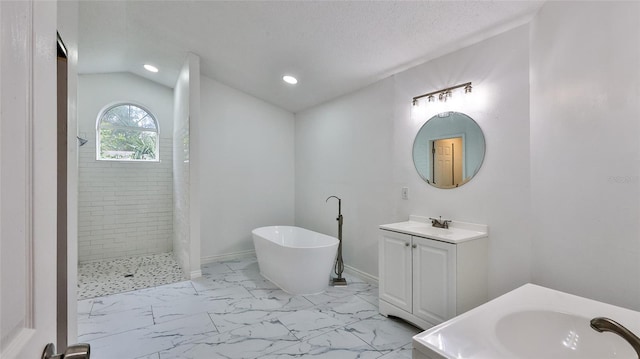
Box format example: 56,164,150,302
172,53,202,278
173,58,191,276
199,76,295,262
77,72,174,262
295,78,396,280
188,55,202,278
530,1,640,310
295,25,532,298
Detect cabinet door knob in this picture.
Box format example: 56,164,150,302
405,242,410,247
412,244,417,248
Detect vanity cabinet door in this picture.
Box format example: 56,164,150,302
379,230,412,312
412,236,457,325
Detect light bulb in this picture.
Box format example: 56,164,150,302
283,75,298,85
144,64,158,73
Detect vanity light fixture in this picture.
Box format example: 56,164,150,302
412,82,473,106
144,64,159,73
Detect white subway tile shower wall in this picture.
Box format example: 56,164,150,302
78,139,173,262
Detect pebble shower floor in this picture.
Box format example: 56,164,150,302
78,252,186,299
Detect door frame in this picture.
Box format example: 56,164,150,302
57,32,69,351
428,132,466,183
57,0,80,345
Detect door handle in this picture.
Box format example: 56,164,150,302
412,244,417,248
405,242,410,247
42,343,90,359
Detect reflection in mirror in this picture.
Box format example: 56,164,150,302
413,111,485,189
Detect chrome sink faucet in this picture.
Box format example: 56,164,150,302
429,216,451,229
591,317,640,358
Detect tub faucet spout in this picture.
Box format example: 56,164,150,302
326,196,342,222
590,317,640,358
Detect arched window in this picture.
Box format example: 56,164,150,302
97,103,159,161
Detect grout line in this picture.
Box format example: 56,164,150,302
88,300,96,317
188,280,200,294
151,304,157,325
206,312,220,333
300,294,317,307
346,325,381,352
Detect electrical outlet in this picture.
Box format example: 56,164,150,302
401,187,409,200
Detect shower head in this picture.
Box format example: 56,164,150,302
77,136,88,147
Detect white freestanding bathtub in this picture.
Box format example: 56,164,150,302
251,226,339,295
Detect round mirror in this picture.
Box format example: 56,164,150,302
412,111,485,189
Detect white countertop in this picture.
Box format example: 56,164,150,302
413,283,640,359
379,215,488,244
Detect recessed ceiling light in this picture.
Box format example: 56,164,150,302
283,75,298,85
144,64,159,73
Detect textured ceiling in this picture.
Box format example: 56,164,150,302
78,1,543,113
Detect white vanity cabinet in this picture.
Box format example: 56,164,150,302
379,217,488,329
379,230,413,312
411,235,457,326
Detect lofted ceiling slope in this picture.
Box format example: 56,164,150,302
78,1,543,113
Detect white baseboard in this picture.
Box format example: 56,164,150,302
198,251,377,287
189,269,202,279
344,264,378,285
200,250,256,264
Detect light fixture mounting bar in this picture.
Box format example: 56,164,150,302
412,82,472,103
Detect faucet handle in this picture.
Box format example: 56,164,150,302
428,217,452,228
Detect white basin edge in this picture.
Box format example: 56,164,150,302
413,283,640,359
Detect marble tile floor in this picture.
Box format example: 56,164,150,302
78,252,186,300
78,256,421,359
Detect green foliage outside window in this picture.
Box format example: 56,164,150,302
98,104,159,161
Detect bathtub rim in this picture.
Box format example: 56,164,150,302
251,225,339,249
